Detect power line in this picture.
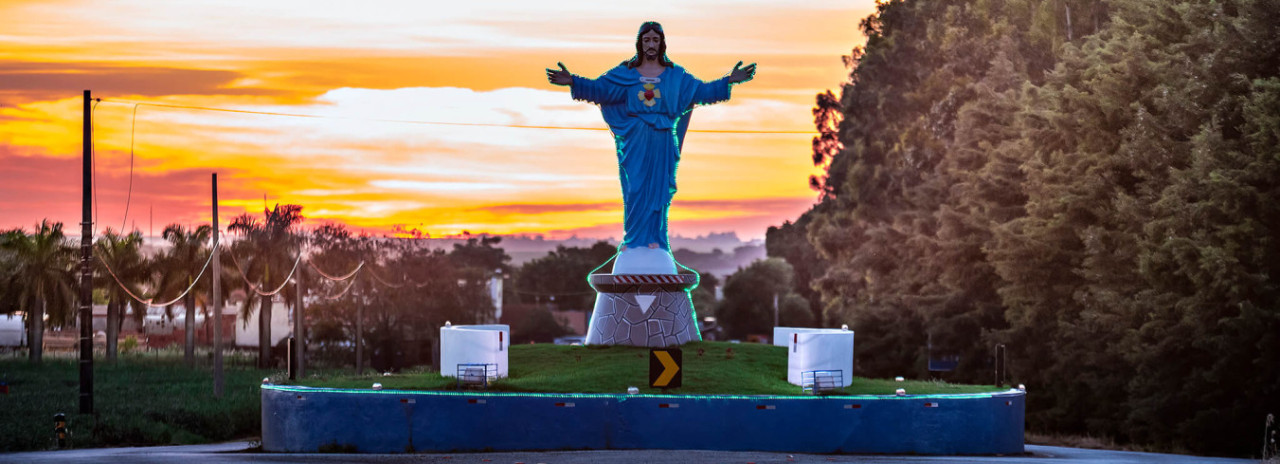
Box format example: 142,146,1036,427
510,287,596,297
319,277,358,300
120,103,139,233
97,240,220,308
307,259,364,282
365,267,404,289
90,99,100,234
225,244,304,297
98,99,816,134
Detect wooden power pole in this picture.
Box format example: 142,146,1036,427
79,90,94,414
213,173,224,398
294,264,304,379
356,281,364,375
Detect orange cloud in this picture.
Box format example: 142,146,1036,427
0,62,281,104
0,0,872,240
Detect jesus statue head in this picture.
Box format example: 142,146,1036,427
627,21,674,69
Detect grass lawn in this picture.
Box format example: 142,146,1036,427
295,341,1002,397
0,349,274,452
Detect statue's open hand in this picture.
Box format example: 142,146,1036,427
729,61,757,84
546,62,572,86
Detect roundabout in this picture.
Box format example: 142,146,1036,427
262,342,1025,455
261,384,1025,454
261,20,1028,457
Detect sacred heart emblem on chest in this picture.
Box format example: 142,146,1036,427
638,83,661,107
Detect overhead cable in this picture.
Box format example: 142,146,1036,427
98,99,815,134
90,99,100,233
319,277,359,300
119,103,139,233
97,240,220,307
225,246,304,297
365,267,404,289
307,259,364,282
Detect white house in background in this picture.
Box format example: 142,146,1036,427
140,304,241,334
134,298,289,348
235,297,292,348
91,304,142,333
0,313,25,347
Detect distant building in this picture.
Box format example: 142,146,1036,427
233,298,292,348
0,313,25,347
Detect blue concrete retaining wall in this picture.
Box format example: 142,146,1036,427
262,386,1025,455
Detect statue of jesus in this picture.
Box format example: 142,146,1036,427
547,21,756,261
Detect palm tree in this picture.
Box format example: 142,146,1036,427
228,204,304,368
155,224,212,366
0,221,77,363
93,229,149,362
0,231,17,316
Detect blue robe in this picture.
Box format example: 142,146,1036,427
571,64,732,250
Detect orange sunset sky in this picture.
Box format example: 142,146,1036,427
0,0,873,241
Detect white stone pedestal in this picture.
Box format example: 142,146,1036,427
584,248,700,347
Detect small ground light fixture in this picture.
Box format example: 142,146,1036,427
262,377,271,385
841,324,849,330
895,388,907,396
627,386,639,394
372,383,383,390
895,376,905,382
1018,384,1026,392
445,321,452,327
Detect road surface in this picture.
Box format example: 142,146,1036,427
0,442,1255,464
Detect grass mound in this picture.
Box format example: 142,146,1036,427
295,341,1000,396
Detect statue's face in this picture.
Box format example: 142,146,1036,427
641,30,662,60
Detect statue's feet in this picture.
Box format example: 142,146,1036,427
648,242,659,249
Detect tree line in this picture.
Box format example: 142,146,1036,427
765,0,1279,456
0,205,516,371
1,203,733,372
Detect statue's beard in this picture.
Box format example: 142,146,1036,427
645,48,659,59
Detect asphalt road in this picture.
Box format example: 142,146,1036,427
0,442,1257,464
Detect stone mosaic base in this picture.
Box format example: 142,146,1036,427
585,283,698,347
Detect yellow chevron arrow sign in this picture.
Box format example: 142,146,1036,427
649,348,682,388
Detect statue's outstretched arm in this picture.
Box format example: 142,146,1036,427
570,73,626,105
548,62,623,105
689,62,756,107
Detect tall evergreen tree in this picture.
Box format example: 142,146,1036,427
792,0,1278,454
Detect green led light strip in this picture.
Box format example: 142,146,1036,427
263,384,1023,401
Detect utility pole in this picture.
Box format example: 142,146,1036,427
212,173,224,398
994,344,1007,388
294,264,304,379
356,280,364,375
79,90,94,414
